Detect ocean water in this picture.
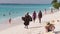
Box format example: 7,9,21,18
0,4,51,22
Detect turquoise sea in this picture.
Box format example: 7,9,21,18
0,4,51,22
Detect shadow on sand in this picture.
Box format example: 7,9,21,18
29,26,42,29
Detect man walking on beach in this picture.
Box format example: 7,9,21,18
22,12,32,29
38,10,42,23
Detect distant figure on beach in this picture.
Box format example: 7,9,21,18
45,23,55,32
44,9,47,14
51,8,53,13
22,12,32,29
38,10,42,23
32,11,36,22
9,18,11,24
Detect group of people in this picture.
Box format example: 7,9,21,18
32,11,42,23
22,10,42,29
22,10,55,33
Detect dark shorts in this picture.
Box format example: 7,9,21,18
24,22,29,26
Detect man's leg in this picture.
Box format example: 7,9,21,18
39,18,41,23
26,25,28,29
24,25,28,29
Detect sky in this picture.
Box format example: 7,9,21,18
0,0,59,4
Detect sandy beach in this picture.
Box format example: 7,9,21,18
0,10,60,34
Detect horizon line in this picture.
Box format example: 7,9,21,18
0,3,51,5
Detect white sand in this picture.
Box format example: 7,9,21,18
0,11,60,34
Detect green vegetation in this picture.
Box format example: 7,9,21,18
52,0,57,4
52,0,60,9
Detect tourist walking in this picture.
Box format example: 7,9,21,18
38,10,42,23
32,11,36,22
22,12,32,29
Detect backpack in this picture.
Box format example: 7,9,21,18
22,17,25,21
29,16,32,21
